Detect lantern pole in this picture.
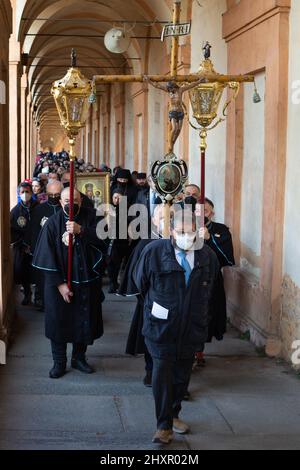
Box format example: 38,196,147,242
67,136,76,290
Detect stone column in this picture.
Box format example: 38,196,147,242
20,72,27,182
8,35,21,209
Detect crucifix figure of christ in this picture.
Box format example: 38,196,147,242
144,75,206,153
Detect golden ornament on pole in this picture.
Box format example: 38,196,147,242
51,49,95,289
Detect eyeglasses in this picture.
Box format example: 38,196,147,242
48,193,61,198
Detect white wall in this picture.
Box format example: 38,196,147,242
147,85,165,171
240,71,265,278
284,0,300,287
189,0,228,222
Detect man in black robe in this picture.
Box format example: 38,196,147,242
29,180,63,310
32,188,107,379
203,197,235,342
10,182,39,305
193,197,235,367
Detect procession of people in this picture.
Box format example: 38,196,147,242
10,149,234,445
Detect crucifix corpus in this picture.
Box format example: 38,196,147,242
93,0,255,237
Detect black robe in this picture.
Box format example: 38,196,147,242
205,221,235,341
10,200,39,285
118,236,158,355
32,207,107,344
29,202,62,254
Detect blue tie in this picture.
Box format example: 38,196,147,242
178,251,192,285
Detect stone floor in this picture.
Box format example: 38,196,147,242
0,288,300,450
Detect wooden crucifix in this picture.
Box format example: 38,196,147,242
93,0,253,153
92,0,254,237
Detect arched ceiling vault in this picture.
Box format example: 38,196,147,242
16,0,176,147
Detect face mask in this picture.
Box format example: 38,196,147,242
48,196,60,206
175,232,196,251
63,203,80,217
42,167,49,174
20,193,31,203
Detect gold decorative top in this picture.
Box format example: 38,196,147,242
51,53,93,138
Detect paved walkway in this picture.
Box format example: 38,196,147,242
0,288,300,450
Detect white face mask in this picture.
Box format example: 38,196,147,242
20,193,31,203
175,232,196,251
42,167,49,174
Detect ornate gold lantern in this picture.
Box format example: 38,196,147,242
51,49,94,155
187,43,241,205
50,49,94,289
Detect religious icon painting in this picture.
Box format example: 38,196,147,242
76,172,110,210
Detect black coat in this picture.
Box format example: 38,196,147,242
118,238,156,355
32,207,107,344
29,202,62,254
132,239,219,359
10,200,39,285
205,221,235,341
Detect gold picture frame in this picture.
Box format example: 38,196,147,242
76,172,110,210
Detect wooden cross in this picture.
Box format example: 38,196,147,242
92,0,253,153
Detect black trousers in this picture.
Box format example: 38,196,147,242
107,240,132,286
144,350,153,372
50,341,87,364
146,340,194,430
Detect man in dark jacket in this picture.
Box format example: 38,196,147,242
32,188,107,379
10,182,39,305
118,204,166,387
29,180,63,310
132,210,219,444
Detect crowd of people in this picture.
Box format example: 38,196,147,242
10,149,234,445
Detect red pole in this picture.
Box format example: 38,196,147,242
200,148,205,205
67,139,75,290
199,130,207,222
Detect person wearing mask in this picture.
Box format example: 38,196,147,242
136,172,148,190
61,171,94,211
202,197,235,342
29,181,64,310
10,182,39,305
132,209,219,444
118,204,167,387
135,176,162,235
106,188,132,293
131,171,138,185
32,188,107,379
110,168,137,207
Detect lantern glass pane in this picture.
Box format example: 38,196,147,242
66,96,85,123
199,90,214,114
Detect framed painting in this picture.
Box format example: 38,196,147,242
76,172,110,210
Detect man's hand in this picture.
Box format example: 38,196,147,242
58,283,73,303
66,221,81,235
203,227,210,240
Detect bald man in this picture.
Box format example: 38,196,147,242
61,171,94,210
33,188,107,379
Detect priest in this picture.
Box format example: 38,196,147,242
32,187,107,379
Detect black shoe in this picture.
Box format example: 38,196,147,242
108,283,119,294
21,294,31,306
49,362,66,379
71,357,94,374
183,390,191,401
143,371,152,387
